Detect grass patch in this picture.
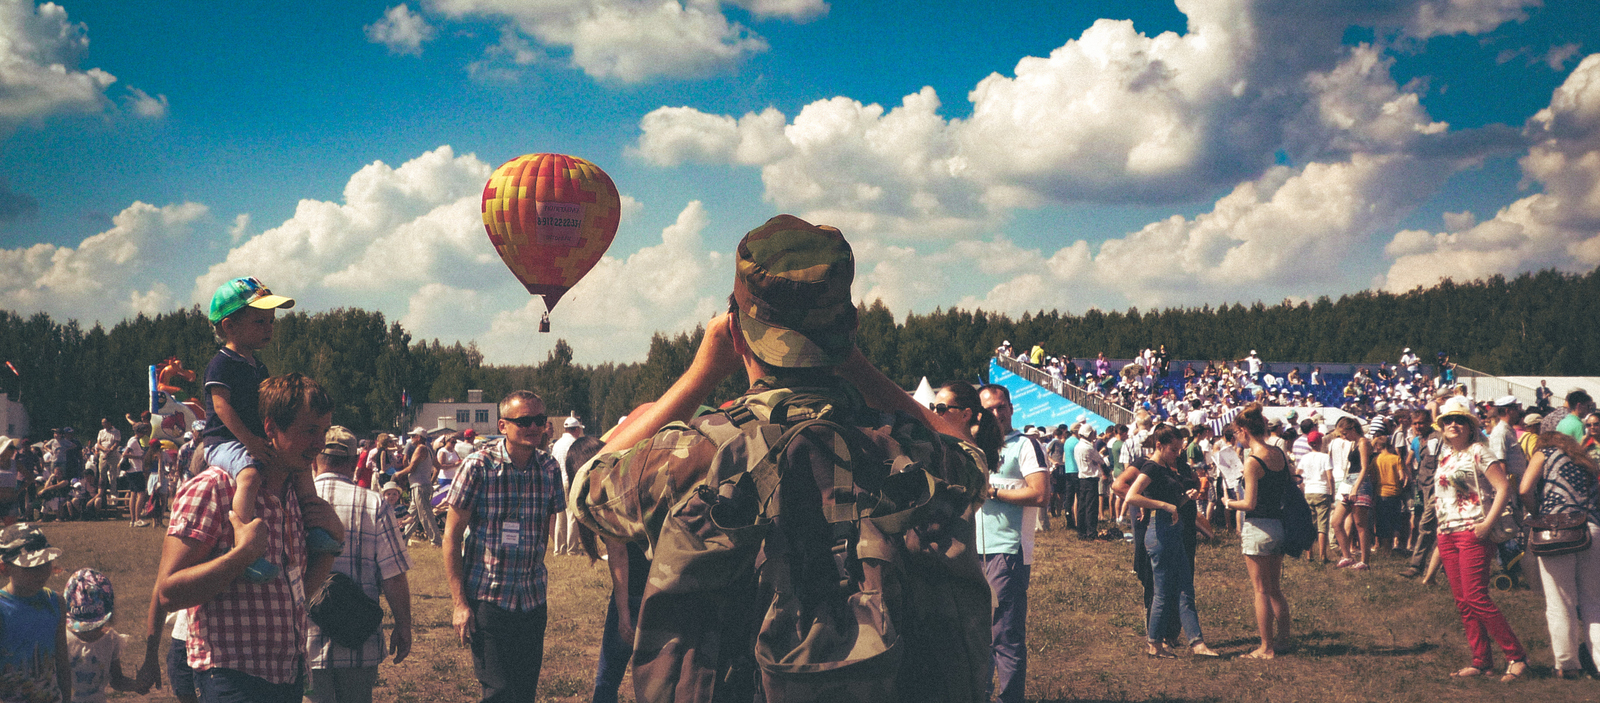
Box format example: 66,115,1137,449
39,518,1598,702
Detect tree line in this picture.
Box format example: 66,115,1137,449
4,267,1597,440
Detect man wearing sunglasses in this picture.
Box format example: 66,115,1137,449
442,391,563,703
569,215,990,703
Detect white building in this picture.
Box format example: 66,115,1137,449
415,389,498,435
1,394,27,439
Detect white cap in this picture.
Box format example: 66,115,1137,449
1403,347,1411,352
1492,395,1520,407
408,426,427,436
1078,424,1095,438
564,416,583,429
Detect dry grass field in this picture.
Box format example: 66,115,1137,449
33,517,1600,703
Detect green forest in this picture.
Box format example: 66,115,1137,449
4,267,1598,440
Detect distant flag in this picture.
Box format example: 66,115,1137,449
401,389,411,408
4,361,16,377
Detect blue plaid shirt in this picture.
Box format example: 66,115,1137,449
446,438,564,612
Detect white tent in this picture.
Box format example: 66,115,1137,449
912,376,937,407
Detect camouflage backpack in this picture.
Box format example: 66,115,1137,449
630,388,990,703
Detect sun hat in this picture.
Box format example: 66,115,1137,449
732,214,857,368
380,481,403,496
208,276,294,324
65,568,115,633
1436,396,1478,430
323,425,357,457
0,523,62,568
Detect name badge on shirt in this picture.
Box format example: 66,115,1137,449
501,520,522,545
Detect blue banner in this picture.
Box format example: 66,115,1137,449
989,360,1113,433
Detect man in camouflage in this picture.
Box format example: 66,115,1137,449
570,214,992,703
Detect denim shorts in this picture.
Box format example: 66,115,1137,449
204,440,260,478
1241,517,1284,556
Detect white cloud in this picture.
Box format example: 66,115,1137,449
480,200,726,363
193,145,497,315
0,201,208,321
366,4,436,56
124,87,168,118
1380,53,1600,292
427,0,799,82
0,0,119,136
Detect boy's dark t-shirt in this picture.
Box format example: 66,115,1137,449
201,347,270,447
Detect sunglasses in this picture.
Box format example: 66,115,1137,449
929,403,967,414
1439,416,1473,427
502,414,547,428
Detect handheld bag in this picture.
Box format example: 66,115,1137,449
307,572,384,650
1526,512,1591,556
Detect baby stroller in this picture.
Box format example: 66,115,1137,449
1490,535,1526,592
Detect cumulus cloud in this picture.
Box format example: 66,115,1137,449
0,0,120,137
479,200,726,362
426,0,813,82
1381,52,1600,292
124,87,168,118
366,4,436,56
0,201,208,321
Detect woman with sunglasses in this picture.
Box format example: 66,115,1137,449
1123,425,1219,659
932,382,1003,472
1433,397,1527,682
1517,430,1600,680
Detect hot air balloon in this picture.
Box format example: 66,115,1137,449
482,153,622,332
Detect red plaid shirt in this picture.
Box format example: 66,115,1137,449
168,467,307,684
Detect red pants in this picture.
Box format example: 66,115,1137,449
1438,530,1526,669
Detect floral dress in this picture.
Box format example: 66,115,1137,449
1434,442,1495,535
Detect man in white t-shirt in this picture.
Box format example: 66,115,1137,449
1297,436,1334,563
976,385,1047,703
548,416,584,556
94,418,122,488
1486,396,1528,479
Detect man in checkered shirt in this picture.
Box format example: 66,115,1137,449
443,390,565,703
155,373,337,703
305,425,414,703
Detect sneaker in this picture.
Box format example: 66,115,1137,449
1350,562,1370,571
242,557,281,584
133,520,148,528
1335,558,1355,568
306,527,344,555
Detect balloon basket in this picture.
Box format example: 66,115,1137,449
539,311,551,333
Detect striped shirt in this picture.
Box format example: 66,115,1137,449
168,468,306,685
445,439,564,612
307,472,412,669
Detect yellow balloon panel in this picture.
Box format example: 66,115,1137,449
482,153,621,308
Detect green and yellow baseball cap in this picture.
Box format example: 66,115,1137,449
208,276,295,324
733,215,857,368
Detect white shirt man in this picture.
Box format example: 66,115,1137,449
548,416,584,556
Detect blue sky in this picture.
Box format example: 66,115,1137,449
2,0,1598,365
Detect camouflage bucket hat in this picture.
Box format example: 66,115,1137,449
65,568,114,632
0,523,62,568
733,214,857,368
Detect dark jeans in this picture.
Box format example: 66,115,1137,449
1060,474,1078,527
1146,513,1203,645
470,601,548,703
168,638,196,702
1076,477,1099,538
1375,495,1405,543
982,552,1030,703
592,543,648,703
197,666,303,703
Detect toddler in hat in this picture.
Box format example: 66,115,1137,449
0,523,71,700
64,568,141,703
199,276,344,584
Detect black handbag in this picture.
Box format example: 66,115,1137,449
308,571,384,650
1526,512,1592,557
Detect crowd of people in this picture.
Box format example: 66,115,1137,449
0,221,1596,703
